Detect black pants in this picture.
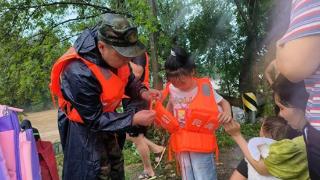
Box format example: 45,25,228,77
304,124,320,180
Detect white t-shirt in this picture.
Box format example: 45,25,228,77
247,137,279,180
168,79,223,127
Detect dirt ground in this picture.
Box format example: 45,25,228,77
216,147,243,179
25,109,60,142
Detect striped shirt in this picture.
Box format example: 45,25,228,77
305,69,320,130
279,0,320,44
280,0,320,131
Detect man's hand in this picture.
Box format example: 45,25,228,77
264,60,278,85
140,89,162,101
223,120,241,137
132,110,156,126
218,112,232,124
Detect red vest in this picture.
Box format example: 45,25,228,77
36,140,59,180
154,78,220,155
49,47,130,123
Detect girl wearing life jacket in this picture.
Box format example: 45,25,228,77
156,47,232,180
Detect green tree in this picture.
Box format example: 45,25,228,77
0,1,111,110
0,0,275,110
233,0,273,93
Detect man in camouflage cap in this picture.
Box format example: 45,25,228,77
50,13,160,179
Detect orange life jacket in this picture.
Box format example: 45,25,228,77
143,52,150,88
49,47,130,123
153,78,220,157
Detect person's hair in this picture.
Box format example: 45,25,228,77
272,74,309,111
164,47,195,79
262,116,291,140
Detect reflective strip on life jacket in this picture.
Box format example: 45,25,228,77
143,52,150,88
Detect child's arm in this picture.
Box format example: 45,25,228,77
217,99,232,123
166,100,174,114
223,121,270,176
232,135,270,176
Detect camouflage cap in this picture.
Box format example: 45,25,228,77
98,13,146,58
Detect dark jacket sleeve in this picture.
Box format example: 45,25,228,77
60,61,135,132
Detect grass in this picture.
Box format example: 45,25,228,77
123,141,142,165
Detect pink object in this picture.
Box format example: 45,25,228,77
0,105,23,118
0,130,17,180
19,132,33,180
0,145,10,180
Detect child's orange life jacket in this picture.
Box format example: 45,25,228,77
153,78,220,158
49,47,130,123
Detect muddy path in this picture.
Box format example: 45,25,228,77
25,109,59,142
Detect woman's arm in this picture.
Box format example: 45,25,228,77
276,36,320,82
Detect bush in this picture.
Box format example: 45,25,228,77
123,141,142,165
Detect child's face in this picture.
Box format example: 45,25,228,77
274,94,306,130
169,75,196,91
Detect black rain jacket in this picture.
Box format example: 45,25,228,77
57,26,146,180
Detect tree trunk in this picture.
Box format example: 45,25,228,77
239,33,256,92
149,0,163,90
237,0,259,93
